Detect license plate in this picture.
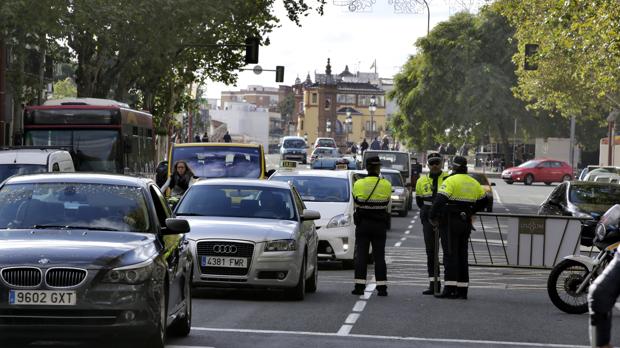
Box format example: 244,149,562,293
9,290,76,306
201,256,247,268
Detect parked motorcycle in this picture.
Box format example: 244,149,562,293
547,204,620,314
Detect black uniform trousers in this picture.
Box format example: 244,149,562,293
588,253,620,346
354,218,387,285
439,213,471,287
420,207,440,280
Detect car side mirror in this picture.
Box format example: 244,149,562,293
301,209,320,221
491,182,496,186
163,218,190,234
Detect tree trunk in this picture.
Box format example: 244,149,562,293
495,118,512,165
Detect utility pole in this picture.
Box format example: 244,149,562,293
569,115,576,169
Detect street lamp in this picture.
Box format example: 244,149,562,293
369,95,377,140
346,109,353,144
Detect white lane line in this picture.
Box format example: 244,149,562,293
407,225,413,229
352,301,367,312
360,291,372,300
336,325,353,336
345,313,360,324
394,241,402,247
404,230,410,235
493,188,503,205
190,327,587,347
365,283,376,292
400,237,407,241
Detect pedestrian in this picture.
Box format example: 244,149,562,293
350,142,358,157
201,133,209,142
160,160,195,198
429,156,487,299
360,139,369,155
415,153,450,295
223,131,232,143
381,137,390,150
351,156,392,297
194,134,201,142
588,252,620,348
370,137,381,150
410,157,423,189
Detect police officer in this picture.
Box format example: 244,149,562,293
351,156,392,297
429,156,487,299
415,152,450,295
588,252,620,348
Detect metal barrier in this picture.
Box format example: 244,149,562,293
466,212,591,269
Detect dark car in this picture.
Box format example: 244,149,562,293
538,181,620,245
501,159,573,185
0,173,192,348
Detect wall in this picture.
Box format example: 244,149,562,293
209,102,269,149
535,137,580,165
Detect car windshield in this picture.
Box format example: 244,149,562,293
569,185,620,209
381,172,403,186
470,173,489,186
172,146,262,179
317,139,335,147
176,185,296,220
365,152,409,172
271,175,350,202
0,164,48,182
313,148,335,156
0,183,150,231
517,160,540,168
283,139,305,148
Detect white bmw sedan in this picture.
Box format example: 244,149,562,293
270,170,357,267
174,179,320,300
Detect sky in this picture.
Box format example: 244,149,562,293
205,0,486,99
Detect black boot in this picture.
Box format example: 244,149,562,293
434,285,457,299
377,285,388,297
456,287,468,299
351,284,365,295
422,281,441,295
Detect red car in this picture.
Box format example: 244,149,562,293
501,159,573,185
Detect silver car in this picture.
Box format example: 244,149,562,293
175,179,320,300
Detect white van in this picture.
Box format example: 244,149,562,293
0,148,75,182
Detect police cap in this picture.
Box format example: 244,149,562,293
366,156,381,166
452,155,467,168
427,152,442,165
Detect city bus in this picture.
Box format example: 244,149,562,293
167,142,267,181
22,98,155,177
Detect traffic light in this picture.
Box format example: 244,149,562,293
245,38,260,64
275,66,284,83
524,43,539,71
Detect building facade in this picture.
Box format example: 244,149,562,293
293,59,387,149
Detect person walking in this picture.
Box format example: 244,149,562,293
194,134,201,142
201,133,209,142
351,156,392,297
429,156,487,299
370,137,381,150
350,142,358,157
360,139,369,155
381,137,389,150
223,131,232,143
160,160,196,198
588,252,620,348
415,153,450,295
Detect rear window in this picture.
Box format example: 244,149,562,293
271,175,350,202
283,139,305,148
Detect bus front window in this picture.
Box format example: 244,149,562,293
25,130,121,173
172,146,262,179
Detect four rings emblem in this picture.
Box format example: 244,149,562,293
212,245,238,254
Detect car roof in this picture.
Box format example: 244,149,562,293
192,178,292,189
172,142,262,149
3,173,151,187
568,180,620,188
380,168,401,174
272,169,351,179
282,136,304,140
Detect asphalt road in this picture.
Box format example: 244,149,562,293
17,178,619,348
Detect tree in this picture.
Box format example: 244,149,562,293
50,78,77,99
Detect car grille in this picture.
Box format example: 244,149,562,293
46,268,87,288
1,268,42,287
197,241,254,276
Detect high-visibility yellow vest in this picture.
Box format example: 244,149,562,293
438,173,486,203
416,172,450,205
353,176,392,210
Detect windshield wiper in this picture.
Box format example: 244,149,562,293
32,224,121,231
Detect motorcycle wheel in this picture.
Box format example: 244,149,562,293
547,259,590,314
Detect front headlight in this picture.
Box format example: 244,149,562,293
103,259,156,285
326,213,352,228
264,239,297,252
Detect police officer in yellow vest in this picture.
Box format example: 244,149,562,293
352,156,392,297
430,156,487,299
415,152,450,295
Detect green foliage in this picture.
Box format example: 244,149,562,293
51,78,77,99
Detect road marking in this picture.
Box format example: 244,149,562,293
190,327,588,347
345,313,360,324
352,301,366,312
407,225,413,229
365,283,376,292
394,241,402,247
400,237,407,241
336,325,353,336
493,188,503,205
404,230,410,235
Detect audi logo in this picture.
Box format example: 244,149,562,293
212,245,238,254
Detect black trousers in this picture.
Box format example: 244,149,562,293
420,207,440,280
439,213,470,287
588,253,620,346
354,218,387,286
